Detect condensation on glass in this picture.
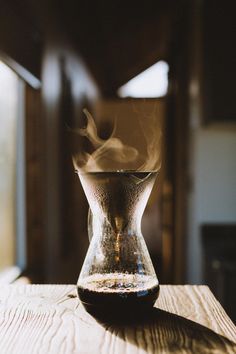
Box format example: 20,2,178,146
77,171,160,317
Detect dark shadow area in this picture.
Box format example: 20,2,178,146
202,224,236,323
92,307,236,353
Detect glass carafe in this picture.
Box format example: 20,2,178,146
77,170,159,317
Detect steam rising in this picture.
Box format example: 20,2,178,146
136,105,161,172
73,108,161,172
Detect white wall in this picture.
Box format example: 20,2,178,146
187,127,236,283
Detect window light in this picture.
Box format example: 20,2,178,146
118,60,169,98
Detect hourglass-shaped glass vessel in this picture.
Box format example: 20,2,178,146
77,170,159,317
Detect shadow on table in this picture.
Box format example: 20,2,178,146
95,307,236,353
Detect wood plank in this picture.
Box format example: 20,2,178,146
0,285,235,353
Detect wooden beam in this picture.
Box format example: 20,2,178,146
0,2,42,80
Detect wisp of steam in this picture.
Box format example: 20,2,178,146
73,108,161,172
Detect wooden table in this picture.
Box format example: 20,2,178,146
0,285,235,353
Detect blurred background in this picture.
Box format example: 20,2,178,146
0,1,235,320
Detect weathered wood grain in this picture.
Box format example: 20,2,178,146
0,285,235,353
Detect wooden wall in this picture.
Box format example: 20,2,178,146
25,84,44,281
202,0,236,123
0,2,100,283
40,40,100,283
0,0,197,285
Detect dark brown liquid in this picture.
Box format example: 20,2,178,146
77,273,159,319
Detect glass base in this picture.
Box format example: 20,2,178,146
77,281,159,321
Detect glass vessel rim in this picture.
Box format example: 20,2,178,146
75,169,159,175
